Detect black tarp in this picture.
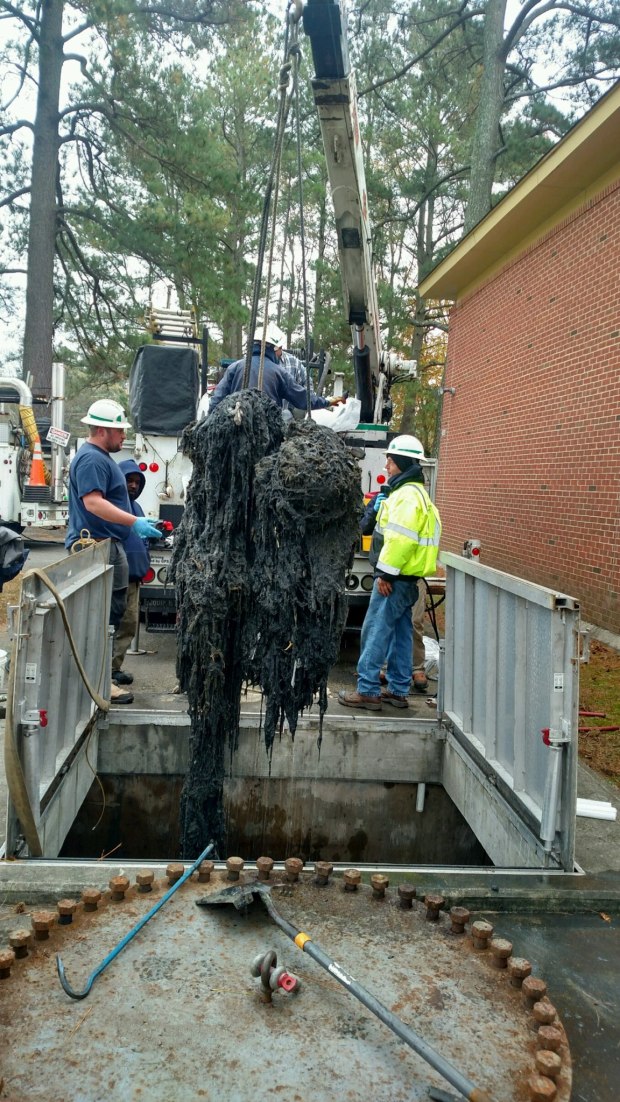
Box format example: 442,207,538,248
129,345,199,435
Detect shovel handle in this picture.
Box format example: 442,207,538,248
260,891,490,1102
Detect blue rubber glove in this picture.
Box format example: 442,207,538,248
133,516,162,539
373,493,386,513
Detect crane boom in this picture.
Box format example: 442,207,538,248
302,0,416,421
302,0,386,423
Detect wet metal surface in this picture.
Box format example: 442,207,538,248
0,873,572,1102
488,912,619,1102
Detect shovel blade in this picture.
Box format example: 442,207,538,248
197,881,270,911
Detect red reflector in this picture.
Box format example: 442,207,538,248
149,462,159,472
139,462,147,471
142,568,156,583
472,547,480,556
376,474,386,484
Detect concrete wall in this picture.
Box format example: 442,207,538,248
67,716,487,864
437,179,620,632
75,713,554,868
62,774,490,866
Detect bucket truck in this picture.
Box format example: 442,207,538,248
301,0,436,624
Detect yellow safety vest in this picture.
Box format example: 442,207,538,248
375,482,441,578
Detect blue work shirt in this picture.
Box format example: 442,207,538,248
65,442,132,548
209,345,330,415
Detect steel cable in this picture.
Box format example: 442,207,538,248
244,13,294,389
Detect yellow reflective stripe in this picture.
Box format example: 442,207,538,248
407,484,432,507
383,521,440,547
376,558,400,575
384,520,419,540
295,931,311,950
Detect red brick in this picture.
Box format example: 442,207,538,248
437,180,620,631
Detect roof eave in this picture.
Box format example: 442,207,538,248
419,81,620,302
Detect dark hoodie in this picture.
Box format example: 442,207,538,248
119,459,150,581
360,460,426,573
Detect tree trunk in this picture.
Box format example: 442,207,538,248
463,0,507,234
400,143,440,445
22,0,64,401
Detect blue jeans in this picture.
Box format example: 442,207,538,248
357,577,419,697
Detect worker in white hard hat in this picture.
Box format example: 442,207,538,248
208,324,344,416
339,434,441,712
65,399,162,705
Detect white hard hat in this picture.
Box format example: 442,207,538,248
254,323,285,349
81,398,132,430
386,434,425,461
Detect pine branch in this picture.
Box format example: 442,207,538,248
0,185,30,208
359,3,480,96
0,119,35,138
63,0,239,43
504,0,620,57
0,1,38,38
507,68,618,103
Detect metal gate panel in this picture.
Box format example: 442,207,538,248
5,543,112,857
441,551,579,870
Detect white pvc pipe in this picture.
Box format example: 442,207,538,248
576,799,617,821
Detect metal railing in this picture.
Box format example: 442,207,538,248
440,551,579,870
4,543,112,857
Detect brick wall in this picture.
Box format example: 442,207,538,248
437,179,620,632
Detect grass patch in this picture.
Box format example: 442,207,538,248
579,640,620,788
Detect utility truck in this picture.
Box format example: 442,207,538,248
115,307,208,630
0,366,70,531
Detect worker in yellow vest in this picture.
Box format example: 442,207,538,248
339,435,441,712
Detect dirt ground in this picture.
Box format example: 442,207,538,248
578,639,620,786
1,567,618,789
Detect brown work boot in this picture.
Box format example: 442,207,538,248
110,681,134,705
338,689,382,711
412,671,428,695
381,689,409,709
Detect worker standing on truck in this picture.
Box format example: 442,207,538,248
208,324,343,415
65,399,161,705
111,460,151,688
339,435,441,712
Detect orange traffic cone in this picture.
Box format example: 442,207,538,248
28,440,47,487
